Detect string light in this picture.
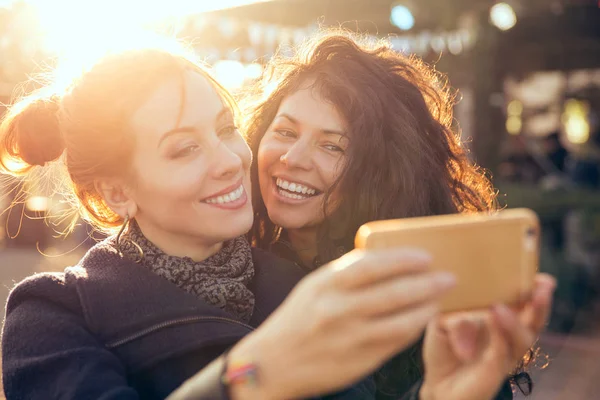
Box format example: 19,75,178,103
390,4,415,31
506,100,523,135
490,3,517,31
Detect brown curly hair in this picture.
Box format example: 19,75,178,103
244,31,497,260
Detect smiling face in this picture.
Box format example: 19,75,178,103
126,69,253,253
257,83,348,233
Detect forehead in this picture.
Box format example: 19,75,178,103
130,69,224,137
277,83,346,131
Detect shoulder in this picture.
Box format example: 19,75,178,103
5,271,80,315
3,266,99,344
5,238,120,317
2,270,89,363
2,269,139,400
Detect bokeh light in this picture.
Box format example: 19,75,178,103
562,99,591,144
490,3,517,31
390,4,415,31
213,60,246,90
245,63,263,80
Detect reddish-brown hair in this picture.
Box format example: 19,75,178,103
0,37,236,234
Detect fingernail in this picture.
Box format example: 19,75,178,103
410,250,433,264
542,285,555,298
458,337,477,362
435,272,457,288
399,247,432,257
493,303,511,317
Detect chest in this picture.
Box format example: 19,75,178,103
107,315,252,399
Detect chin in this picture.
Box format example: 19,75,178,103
207,208,254,243
231,208,255,237
268,212,313,231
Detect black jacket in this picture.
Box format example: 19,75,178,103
2,240,375,399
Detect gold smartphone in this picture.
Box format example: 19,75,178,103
354,208,540,313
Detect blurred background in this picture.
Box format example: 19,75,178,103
0,0,599,398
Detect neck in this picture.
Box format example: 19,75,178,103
134,219,223,262
287,227,318,268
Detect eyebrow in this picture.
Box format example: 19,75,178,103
276,113,347,138
158,107,232,147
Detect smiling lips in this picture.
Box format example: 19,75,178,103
204,184,244,204
201,179,248,210
275,177,320,200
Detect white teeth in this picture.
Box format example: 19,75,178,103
205,185,244,204
275,178,318,196
278,189,306,200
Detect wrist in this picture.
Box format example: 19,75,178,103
226,334,281,400
419,381,435,400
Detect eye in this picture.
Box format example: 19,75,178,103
275,129,297,139
171,144,200,159
218,125,238,138
323,144,344,153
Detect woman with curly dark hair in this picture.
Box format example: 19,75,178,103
245,31,555,400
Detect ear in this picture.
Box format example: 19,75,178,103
94,178,138,219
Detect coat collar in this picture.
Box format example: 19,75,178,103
66,239,305,348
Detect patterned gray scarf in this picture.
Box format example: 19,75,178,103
119,221,255,323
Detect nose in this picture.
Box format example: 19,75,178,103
280,140,311,170
210,139,243,180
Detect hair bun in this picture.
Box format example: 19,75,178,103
8,95,65,167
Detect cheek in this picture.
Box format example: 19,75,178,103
256,150,271,198
137,174,198,206
257,140,281,175
133,160,205,204
316,156,345,215
317,154,345,187
232,138,252,170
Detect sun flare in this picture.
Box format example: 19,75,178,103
19,0,272,56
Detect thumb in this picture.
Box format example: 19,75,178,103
423,317,458,379
444,314,485,362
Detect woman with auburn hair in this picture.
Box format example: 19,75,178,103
245,31,555,400
0,36,460,399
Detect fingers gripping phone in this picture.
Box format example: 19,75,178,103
355,208,540,313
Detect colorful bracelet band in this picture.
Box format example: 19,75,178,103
222,359,259,387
